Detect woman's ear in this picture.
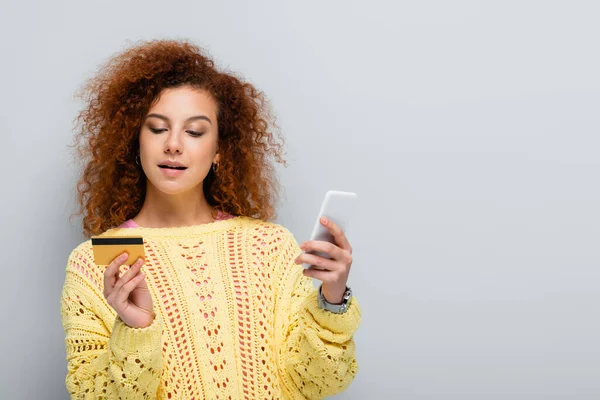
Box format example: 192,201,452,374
213,153,221,165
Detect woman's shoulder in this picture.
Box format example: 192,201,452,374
239,217,295,239
68,238,93,257
64,238,97,278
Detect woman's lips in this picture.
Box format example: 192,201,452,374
158,165,187,177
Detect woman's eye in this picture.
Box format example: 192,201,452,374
149,127,166,134
187,130,205,137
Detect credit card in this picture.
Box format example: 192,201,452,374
91,236,145,266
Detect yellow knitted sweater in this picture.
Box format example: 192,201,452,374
60,216,360,399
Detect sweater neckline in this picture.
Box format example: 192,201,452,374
103,215,253,238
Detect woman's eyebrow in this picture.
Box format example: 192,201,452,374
145,113,212,125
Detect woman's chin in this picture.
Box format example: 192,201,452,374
150,180,198,196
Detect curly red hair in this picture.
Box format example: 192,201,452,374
73,39,285,236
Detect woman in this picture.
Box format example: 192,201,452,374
61,39,360,399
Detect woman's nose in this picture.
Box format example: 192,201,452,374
164,131,183,154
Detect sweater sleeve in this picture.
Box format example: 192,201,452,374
60,245,164,399
273,231,361,399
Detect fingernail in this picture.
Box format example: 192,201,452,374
299,243,306,250
120,253,128,260
321,217,328,225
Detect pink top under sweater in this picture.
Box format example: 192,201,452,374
119,210,235,228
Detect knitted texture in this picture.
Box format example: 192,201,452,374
61,216,361,399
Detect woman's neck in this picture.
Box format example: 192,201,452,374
133,183,216,228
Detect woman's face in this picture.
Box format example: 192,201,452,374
139,86,220,196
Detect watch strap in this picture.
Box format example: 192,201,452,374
317,284,352,314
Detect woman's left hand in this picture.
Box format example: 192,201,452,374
294,217,353,304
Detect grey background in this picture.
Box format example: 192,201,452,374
0,0,599,399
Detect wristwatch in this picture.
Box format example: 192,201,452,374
317,284,353,314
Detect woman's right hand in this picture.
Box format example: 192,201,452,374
103,252,155,328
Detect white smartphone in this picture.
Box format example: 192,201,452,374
303,190,357,269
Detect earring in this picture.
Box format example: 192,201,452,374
135,155,140,165
212,163,219,173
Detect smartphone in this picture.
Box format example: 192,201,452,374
91,236,145,266
303,190,357,269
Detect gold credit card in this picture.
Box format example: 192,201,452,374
91,236,145,266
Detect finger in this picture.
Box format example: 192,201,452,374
302,266,334,282
320,217,352,253
111,258,144,296
115,272,146,306
300,240,348,262
295,252,338,271
103,252,129,295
